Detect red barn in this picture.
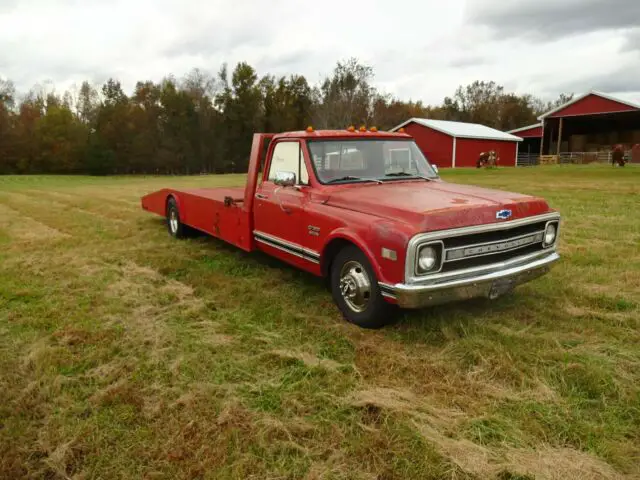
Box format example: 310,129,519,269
390,118,523,168
508,123,543,166
509,91,640,164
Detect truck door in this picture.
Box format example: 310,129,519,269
253,140,318,268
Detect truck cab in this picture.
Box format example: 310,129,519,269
142,128,560,328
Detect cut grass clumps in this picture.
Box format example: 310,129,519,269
547,354,621,401
1,166,640,478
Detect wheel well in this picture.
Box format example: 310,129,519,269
165,194,176,216
321,238,356,278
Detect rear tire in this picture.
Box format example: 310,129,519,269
330,245,396,329
166,197,187,239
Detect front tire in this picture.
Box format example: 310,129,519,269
330,245,396,329
166,197,187,239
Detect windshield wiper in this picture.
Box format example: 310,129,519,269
326,176,383,184
384,172,432,181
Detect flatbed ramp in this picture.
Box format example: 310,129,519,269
141,186,252,251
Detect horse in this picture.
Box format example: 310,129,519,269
612,145,626,167
477,150,498,169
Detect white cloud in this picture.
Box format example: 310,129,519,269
1,0,638,104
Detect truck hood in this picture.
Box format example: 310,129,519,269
322,180,551,231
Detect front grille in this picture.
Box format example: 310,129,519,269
438,220,556,273
440,244,543,272
443,221,547,249
407,214,560,283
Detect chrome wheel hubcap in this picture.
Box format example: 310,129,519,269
339,260,371,313
169,209,178,233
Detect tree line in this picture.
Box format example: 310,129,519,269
0,58,572,175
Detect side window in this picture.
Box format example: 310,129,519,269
267,141,309,185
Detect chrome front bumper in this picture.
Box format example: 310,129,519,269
379,250,560,309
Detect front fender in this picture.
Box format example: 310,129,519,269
321,229,383,279
321,226,407,286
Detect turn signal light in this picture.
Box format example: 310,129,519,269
370,126,378,132
306,126,314,132
359,126,367,132
347,125,355,132
399,127,405,133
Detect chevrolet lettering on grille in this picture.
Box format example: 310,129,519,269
447,232,544,261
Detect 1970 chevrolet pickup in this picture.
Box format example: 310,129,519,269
141,128,560,328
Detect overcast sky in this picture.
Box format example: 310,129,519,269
1,0,639,104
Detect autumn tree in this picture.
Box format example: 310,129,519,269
157,77,197,174
261,74,313,133
0,62,575,175
313,58,377,129
129,80,162,173
0,79,17,173
445,80,505,127
35,97,87,173
75,81,100,125
181,68,222,173
216,62,263,172
88,79,130,174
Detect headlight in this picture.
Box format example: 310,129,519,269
417,246,439,273
544,223,557,246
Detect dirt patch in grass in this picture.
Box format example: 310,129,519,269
105,261,206,345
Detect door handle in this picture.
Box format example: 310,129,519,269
255,193,268,200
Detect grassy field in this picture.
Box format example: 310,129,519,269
0,166,639,480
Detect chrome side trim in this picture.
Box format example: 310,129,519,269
405,212,561,284
253,230,320,264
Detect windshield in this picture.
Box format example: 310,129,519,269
307,139,438,184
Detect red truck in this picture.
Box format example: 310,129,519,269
141,128,560,328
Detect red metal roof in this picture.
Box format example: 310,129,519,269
507,123,543,138
390,118,522,142
539,91,640,119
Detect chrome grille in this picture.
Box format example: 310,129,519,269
405,213,560,285
445,231,545,261
442,220,547,249
440,220,552,272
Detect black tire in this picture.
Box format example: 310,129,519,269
166,197,187,239
330,245,396,329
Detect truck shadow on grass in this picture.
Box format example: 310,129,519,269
162,220,557,345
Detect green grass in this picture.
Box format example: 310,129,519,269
0,165,639,479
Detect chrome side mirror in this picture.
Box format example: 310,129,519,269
273,171,296,187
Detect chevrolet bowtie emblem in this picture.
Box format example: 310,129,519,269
496,209,512,220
